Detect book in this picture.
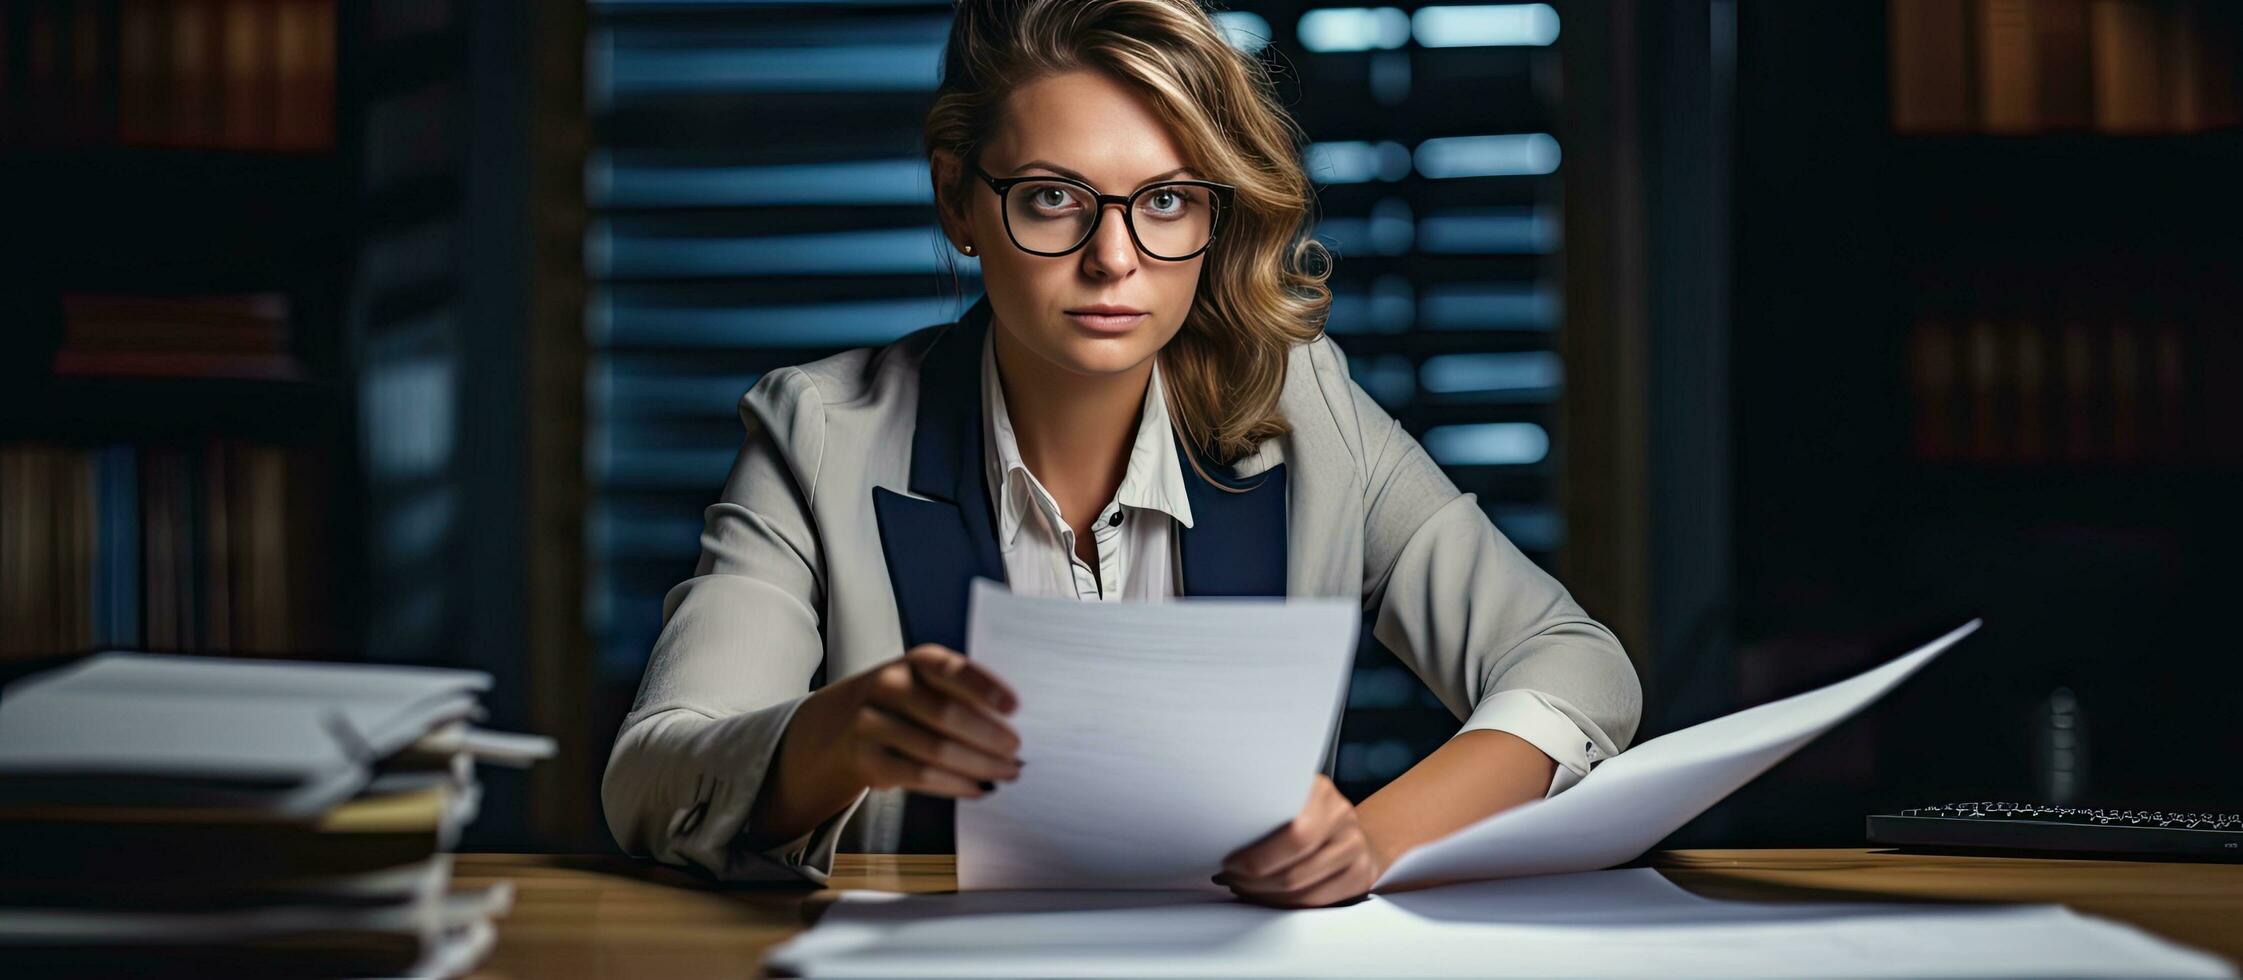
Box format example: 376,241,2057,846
13,0,336,151
1977,0,2039,132
53,293,301,382
221,0,274,148
274,0,335,150
2033,0,2093,130
1966,316,2005,459
2167,0,2243,132
1889,0,1972,132
2013,319,2049,461
2089,0,2168,132
1906,317,1961,460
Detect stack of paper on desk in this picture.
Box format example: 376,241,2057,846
0,652,554,978
767,867,2230,976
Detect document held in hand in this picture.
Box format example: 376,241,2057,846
1373,619,1984,891
957,578,1358,891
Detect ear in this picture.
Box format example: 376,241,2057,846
929,149,973,250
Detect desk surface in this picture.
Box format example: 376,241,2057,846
454,850,2243,978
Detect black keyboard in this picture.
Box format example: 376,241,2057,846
1868,802,2243,860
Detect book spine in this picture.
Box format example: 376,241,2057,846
182,440,206,652
91,445,113,647
169,0,213,146
67,0,106,146
52,350,306,380
1907,315,1960,461
2108,317,2141,463
0,447,42,656
2033,0,2093,130
2089,0,2168,133
2167,0,2242,133
142,445,175,651
241,444,291,653
221,0,273,148
1977,0,2040,133
119,0,159,145
1889,0,1972,132
22,2,60,146
100,443,142,649
273,0,335,150
2013,320,2048,462
61,448,96,651
2058,320,2098,463
21,446,61,654
1966,316,2006,460
2150,323,2185,463
204,439,232,652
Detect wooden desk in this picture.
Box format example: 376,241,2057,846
454,850,2243,978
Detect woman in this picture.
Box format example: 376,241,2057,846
603,0,1641,909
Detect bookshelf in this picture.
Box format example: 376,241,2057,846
1883,2,2243,478
1697,0,2243,848
0,0,361,661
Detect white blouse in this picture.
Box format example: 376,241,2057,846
979,329,1192,601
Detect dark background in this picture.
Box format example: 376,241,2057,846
3,0,2237,853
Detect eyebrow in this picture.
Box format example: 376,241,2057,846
1009,160,1198,189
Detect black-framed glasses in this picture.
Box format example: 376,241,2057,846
972,162,1235,261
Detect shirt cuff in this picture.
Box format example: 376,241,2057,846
1456,688,1607,797
743,786,870,884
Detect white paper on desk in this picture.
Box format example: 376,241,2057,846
765,866,2231,977
957,578,1358,891
1374,619,1983,892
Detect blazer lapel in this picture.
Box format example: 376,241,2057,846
1175,434,1289,598
872,296,1006,653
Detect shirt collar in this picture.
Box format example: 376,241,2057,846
981,328,1197,549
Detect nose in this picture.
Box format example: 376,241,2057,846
1079,200,1139,281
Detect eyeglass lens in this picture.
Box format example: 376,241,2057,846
1003,181,1218,259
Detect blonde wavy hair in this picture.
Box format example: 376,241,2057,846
925,0,1332,468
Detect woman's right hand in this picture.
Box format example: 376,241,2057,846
816,643,1024,799
749,643,1022,845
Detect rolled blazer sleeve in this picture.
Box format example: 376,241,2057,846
1317,339,1643,791
601,367,869,883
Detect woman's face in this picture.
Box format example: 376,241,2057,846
942,69,1207,381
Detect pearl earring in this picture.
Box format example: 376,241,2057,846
962,243,977,256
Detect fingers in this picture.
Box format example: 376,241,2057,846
859,705,1022,784
1216,778,1377,908
1224,832,1358,897
854,741,987,798
868,663,1022,762
1221,779,1349,880
844,646,1024,798
1239,849,1378,909
906,644,1019,715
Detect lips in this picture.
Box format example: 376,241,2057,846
1067,304,1147,316
1064,305,1149,335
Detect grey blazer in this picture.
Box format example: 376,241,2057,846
601,295,1642,883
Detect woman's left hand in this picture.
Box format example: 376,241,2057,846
1214,775,1388,908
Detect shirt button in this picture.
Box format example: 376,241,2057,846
1108,511,1124,527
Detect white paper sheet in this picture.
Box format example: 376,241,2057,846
1374,619,1983,891
766,867,2232,977
956,578,1358,891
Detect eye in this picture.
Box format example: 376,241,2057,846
1140,187,1201,220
